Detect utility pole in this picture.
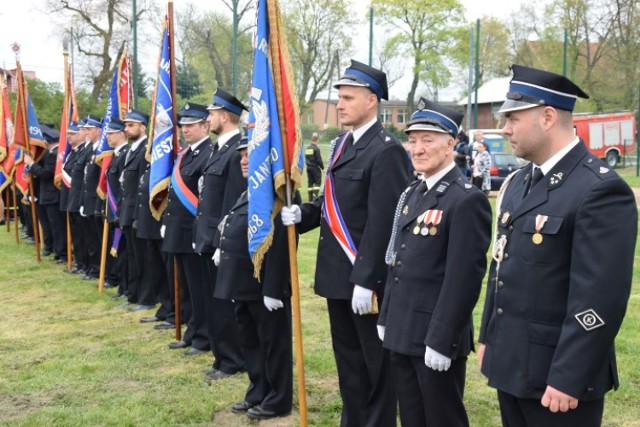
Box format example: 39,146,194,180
473,19,480,129
232,0,239,95
132,0,138,108
368,6,374,66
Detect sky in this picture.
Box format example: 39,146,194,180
0,0,532,101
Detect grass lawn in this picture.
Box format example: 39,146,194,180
1,186,639,425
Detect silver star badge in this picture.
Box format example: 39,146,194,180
599,167,609,174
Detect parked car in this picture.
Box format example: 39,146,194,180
490,153,522,191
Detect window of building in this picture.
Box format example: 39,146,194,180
380,108,392,125
397,108,406,124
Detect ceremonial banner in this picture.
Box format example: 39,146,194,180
54,56,79,189
247,0,304,276
0,74,14,192
147,18,176,220
96,52,131,199
13,62,46,163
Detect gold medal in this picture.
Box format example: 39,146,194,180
429,227,438,236
420,227,429,236
532,232,543,245
413,226,420,235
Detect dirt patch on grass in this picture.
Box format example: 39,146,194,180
0,391,52,420
212,407,299,426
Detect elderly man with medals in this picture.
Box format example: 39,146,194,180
378,98,492,427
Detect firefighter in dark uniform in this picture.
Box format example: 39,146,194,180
378,98,492,427
193,88,246,379
215,138,295,420
79,115,103,280
282,60,411,427
161,102,213,355
119,109,150,307
59,122,83,266
104,117,130,289
304,132,324,201
24,130,67,263
66,119,93,275
478,65,638,427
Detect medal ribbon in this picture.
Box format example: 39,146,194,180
323,132,357,264
535,214,548,233
170,148,199,217
423,209,443,226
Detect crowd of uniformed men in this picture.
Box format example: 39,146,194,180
8,59,637,426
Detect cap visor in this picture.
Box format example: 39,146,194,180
404,123,449,135
333,77,368,89
498,99,539,113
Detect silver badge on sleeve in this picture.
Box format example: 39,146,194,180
575,309,605,332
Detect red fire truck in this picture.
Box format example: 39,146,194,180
573,111,637,168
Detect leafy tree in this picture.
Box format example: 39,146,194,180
372,0,466,109
281,0,355,111
175,63,203,100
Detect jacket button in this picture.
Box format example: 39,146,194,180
397,261,402,267
320,236,324,241
394,277,399,283
508,226,513,231
497,281,504,288
503,253,509,260
400,244,406,250
496,308,504,316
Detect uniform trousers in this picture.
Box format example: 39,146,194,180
122,226,145,303
202,256,244,373
390,352,468,427
235,299,292,413
35,202,53,251
174,253,209,350
327,298,397,427
134,236,163,306
44,203,66,259
69,212,88,271
79,214,100,277
497,390,604,427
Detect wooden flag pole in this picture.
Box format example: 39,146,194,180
66,212,73,271
173,257,181,341
4,189,9,232
12,181,19,243
98,203,109,293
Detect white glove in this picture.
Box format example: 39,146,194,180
79,206,87,217
281,205,301,225
263,296,284,311
212,248,220,266
160,224,166,238
351,285,373,315
377,325,385,341
192,242,196,250
424,346,451,372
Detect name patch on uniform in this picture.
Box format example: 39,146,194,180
575,309,605,332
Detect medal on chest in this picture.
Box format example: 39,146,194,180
532,214,548,245
413,209,443,236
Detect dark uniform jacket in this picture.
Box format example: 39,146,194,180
304,143,324,170
119,138,148,227
161,139,212,254
193,133,245,254
105,144,129,223
378,167,492,359
298,121,412,299
82,142,102,215
67,142,92,213
135,164,162,240
29,146,59,206
479,142,637,401
214,191,297,301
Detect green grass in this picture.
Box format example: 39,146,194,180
1,196,639,426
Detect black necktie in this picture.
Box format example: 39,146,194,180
416,180,428,194
213,142,219,154
528,167,544,194
341,132,354,158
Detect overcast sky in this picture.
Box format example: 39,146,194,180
0,0,532,101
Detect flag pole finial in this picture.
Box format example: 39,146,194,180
11,42,20,59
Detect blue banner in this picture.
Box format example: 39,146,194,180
95,65,120,160
148,23,175,221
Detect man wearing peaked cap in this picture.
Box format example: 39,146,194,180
123,109,150,126
194,88,247,380
281,59,411,426
377,97,492,426
161,101,213,355
478,65,637,426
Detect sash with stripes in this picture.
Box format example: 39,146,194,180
170,148,198,216
322,132,357,264
106,178,118,217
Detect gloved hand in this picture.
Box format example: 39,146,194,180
281,205,301,226
160,224,166,238
263,296,284,312
377,325,385,341
79,206,86,217
212,248,220,266
351,284,373,315
192,242,196,250
424,346,451,372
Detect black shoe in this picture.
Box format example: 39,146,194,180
154,322,175,330
82,274,98,281
130,304,155,312
111,294,126,300
68,266,83,274
205,369,232,381
139,316,160,323
103,281,117,289
168,340,189,349
246,406,290,420
231,401,255,413
41,249,53,256
54,258,67,264
183,347,207,356
117,301,133,307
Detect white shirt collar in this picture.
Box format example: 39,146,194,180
536,137,581,175
114,143,127,155
190,136,209,152
92,140,100,150
130,136,146,152
351,117,378,144
423,161,457,191
215,128,240,150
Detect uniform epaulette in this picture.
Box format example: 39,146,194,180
379,129,400,145
452,175,476,192
583,155,614,180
